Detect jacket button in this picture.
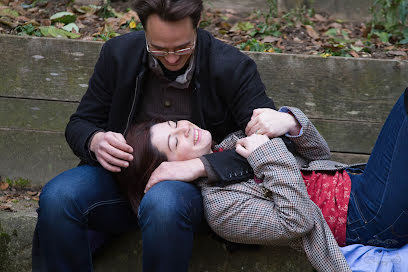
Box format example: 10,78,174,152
302,163,309,168
164,100,171,107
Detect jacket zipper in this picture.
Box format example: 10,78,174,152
123,76,139,135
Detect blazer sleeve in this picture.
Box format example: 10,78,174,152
202,130,253,185
247,138,315,238
282,106,331,161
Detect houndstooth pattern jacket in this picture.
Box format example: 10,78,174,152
199,107,352,272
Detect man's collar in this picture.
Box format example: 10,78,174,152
148,54,195,89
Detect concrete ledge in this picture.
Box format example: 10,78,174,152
0,204,37,272
0,204,313,272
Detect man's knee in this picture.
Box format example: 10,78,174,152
138,181,203,226
39,165,111,220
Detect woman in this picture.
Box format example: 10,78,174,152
116,89,408,272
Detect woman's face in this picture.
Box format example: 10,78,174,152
150,120,212,161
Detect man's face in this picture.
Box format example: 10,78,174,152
145,14,196,71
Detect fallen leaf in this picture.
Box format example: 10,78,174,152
54,22,64,29
329,22,342,29
27,7,39,13
313,14,326,22
0,7,19,18
63,22,79,33
50,11,77,24
230,21,254,32
293,37,302,43
0,204,12,211
39,26,81,39
103,17,120,31
354,40,364,47
305,25,319,40
118,10,139,26
0,16,18,28
16,16,30,22
0,182,9,191
39,19,51,26
262,36,280,43
350,50,360,58
387,50,407,57
384,46,395,50
27,191,38,196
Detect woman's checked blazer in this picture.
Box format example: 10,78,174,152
199,107,352,272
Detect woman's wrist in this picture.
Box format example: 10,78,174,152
286,112,301,136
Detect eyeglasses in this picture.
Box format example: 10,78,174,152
146,36,196,57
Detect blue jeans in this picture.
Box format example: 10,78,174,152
346,90,408,248
32,165,204,272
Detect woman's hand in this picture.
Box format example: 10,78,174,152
235,134,269,158
144,158,207,193
245,108,301,137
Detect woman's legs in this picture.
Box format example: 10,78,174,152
346,89,408,248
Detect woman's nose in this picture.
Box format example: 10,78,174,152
176,124,190,137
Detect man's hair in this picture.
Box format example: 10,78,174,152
134,0,203,29
115,120,168,214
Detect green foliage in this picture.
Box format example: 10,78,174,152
15,24,42,37
39,26,81,39
50,12,77,24
98,0,116,19
266,0,278,19
250,22,281,37
238,38,282,53
4,177,31,190
93,31,120,41
281,5,315,25
370,0,408,44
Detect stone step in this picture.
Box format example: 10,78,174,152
0,202,313,272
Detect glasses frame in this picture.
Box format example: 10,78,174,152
145,36,196,57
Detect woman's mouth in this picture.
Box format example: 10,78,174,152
193,129,200,145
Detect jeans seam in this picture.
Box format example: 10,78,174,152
349,191,367,225
373,210,407,239
365,116,407,226
83,199,127,216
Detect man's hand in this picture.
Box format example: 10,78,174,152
245,108,301,137
144,158,207,193
236,134,269,158
90,131,133,172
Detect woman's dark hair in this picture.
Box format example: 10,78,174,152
134,0,203,29
115,120,167,214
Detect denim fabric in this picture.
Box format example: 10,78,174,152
32,165,204,272
346,92,408,248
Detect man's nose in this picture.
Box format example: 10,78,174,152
165,53,180,64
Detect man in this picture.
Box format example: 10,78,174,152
32,0,282,271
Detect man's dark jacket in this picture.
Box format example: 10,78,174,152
65,28,276,183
